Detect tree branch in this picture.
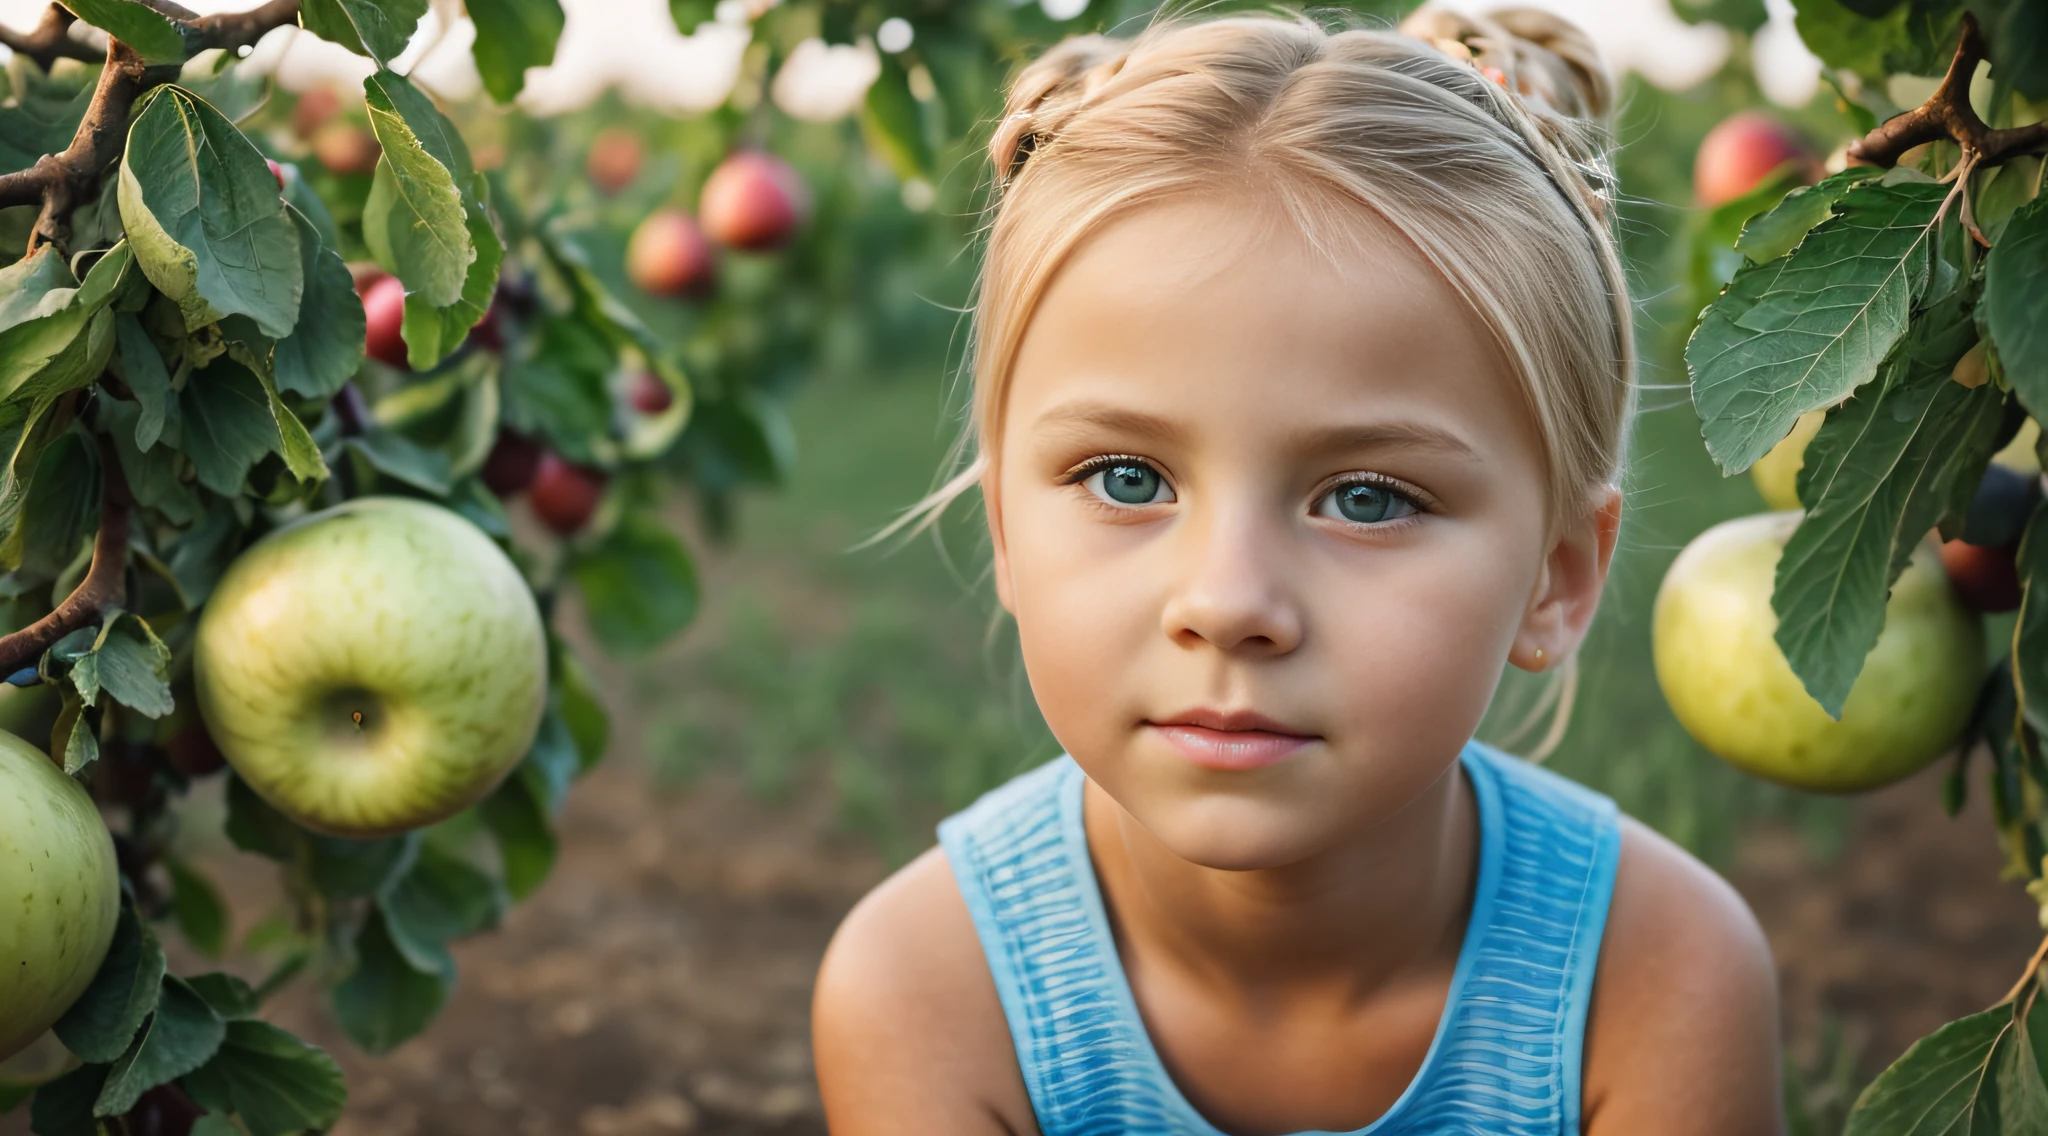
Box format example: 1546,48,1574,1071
0,5,103,70
0,432,133,680
1848,12,2048,169
0,0,303,256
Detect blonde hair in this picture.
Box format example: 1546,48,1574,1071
856,4,1637,760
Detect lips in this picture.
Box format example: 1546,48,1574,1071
1146,708,1317,770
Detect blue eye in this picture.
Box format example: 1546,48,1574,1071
1077,458,1175,507
1317,480,1418,525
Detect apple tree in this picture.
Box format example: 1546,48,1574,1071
0,0,737,1130
1671,0,2048,1127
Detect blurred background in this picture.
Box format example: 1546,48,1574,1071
4,0,2038,1133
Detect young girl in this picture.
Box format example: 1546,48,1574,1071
813,6,1783,1134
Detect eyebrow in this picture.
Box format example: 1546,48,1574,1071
1031,400,1482,461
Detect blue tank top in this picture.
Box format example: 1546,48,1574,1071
936,736,1623,1136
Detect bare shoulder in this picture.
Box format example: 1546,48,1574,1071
1579,816,1784,1136
812,843,1037,1136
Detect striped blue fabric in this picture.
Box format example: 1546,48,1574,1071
937,737,1622,1136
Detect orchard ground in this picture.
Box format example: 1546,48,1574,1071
5,364,2041,1134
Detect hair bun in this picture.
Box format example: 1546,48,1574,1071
992,34,1133,186
1397,6,1612,126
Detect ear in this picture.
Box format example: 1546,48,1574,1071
983,463,1017,617
1513,484,1622,672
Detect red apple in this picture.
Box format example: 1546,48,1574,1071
266,158,285,190
625,208,715,298
361,274,409,369
587,126,644,195
627,370,673,414
698,151,807,251
528,453,607,535
312,121,382,177
480,429,543,497
1694,111,1816,208
1941,538,2022,613
292,86,343,140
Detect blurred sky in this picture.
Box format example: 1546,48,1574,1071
0,0,1825,117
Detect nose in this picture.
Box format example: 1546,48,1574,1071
1158,501,1304,656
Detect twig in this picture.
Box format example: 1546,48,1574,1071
0,5,102,70
0,433,133,679
0,1,303,256
1847,12,2048,170
1999,931,2048,1006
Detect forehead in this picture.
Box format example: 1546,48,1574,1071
1002,193,1541,472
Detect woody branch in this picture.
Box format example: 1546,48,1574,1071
0,0,303,255
1847,12,2048,169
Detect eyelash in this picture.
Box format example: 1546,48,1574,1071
1056,454,1432,529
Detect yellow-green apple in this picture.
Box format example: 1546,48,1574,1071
0,1031,79,1095
1653,511,1982,792
1,731,119,1062
192,497,548,838
1751,409,1824,511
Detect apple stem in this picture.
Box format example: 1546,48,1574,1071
351,710,364,727
1846,13,2048,172
0,0,304,257
0,432,132,694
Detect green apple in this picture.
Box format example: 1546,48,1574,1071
1653,511,1983,792
1,731,120,1062
0,1031,80,1095
193,497,548,838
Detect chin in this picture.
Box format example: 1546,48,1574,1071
1128,788,1338,871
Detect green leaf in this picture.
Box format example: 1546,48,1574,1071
377,845,504,977
1988,195,2048,417
361,71,474,307
62,0,189,61
399,182,501,370
182,973,259,1020
180,357,285,495
1846,1005,2007,1133
520,699,580,812
118,86,304,339
1972,0,2048,102
298,0,428,66
251,362,328,485
93,978,225,1117
669,0,716,32
71,612,174,719
862,55,933,181
272,205,365,401
307,831,421,901
27,1062,107,1136
16,428,99,580
0,249,95,401
165,855,231,957
113,313,176,451
1793,0,1967,82
465,0,564,102
1993,1002,2048,1132
2013,501,2048,735
50,686,98,776
569,513,700,654
331,907,450,1054
180,1021,345,1136
1735,167,1886,265
102,399,202,528
166,503,239,609
479,769,555,900
1774,304,2001,716
555,643,608,771
343,429,452,494
1686,180,1949,475
53,906,166,1064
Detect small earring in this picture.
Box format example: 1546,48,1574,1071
1532,646,1545,670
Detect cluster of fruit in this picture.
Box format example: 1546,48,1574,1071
4,496,548,1070
593,127,811,297
1653,419,2040,793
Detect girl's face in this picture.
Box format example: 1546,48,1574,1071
985,193,1616,871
